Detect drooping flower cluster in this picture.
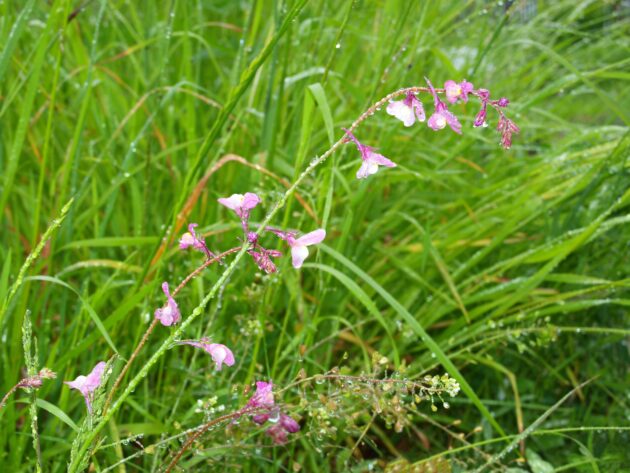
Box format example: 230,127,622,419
347,77,519,179
247,381,300,444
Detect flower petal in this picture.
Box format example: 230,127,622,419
291,245,309,268
444,110,462,134
368,152,396,168
356,161,371,179
241,192,261,210
386,101,415,127
295,229,326,246
427,112,447,131
217,194,244,211
85,362,107,391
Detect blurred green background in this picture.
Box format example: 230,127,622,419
1,0,629,471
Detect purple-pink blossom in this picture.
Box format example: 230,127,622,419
342,128,396,179
179,223,204,251
178,338,235,371
179,223,213,259
444,79,474,104
497,115,520,149
425,78,462,134
386,92,425,127
64,361,106,414
247,381,275,409
154,282,180,327
473,89,490,128
249,247,283,274
265,413,301,444
268,228,326,268
218,193,261,220
246,381,300,444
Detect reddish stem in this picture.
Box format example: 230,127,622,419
103,247,242,413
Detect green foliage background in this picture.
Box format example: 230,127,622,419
1,0,629,471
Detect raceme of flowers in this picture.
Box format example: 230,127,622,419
351,77,519,179
4,77,517,451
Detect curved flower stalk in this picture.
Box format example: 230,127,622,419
70,79,520,471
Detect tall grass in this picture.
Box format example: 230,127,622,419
1,0,629,471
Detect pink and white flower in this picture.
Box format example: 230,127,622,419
386,92,425,127
218,193,261,220
178,338,235,371
64,361,106,414
425,78,462,134
247,381,275,409
444,79,474,104
343,128,396,180
268,228,326,268
154,282,180,327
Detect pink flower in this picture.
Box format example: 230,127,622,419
247,381,275,409
268,228,326,268
444,79,474,104
246,381,300,444
497,115,520,149
64,361,106,414
154,282,180,326
178,338,235,371
218,193,261,220
249,247,283,274
425,78,462,134
386,92,425,127
179,223,207,251
342,129,396,179
265,414,301,444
